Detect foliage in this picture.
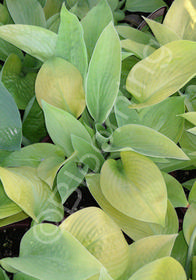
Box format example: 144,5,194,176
0,0,195,279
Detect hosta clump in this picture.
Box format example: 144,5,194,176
0,0,195,279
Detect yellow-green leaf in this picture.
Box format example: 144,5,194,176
183,202,196,245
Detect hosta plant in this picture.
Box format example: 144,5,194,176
0,0,195,279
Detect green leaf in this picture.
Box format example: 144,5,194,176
126,0,166,12
193,256,196,280
162,172,188,208
179,112,196,126
42,102,91,156
71,135,104,172
0,82,22,151
1,223,102,280
81,0,113,59
87,174,178,241
55,4,87,79
0,212,28,228
1,54,36,109
0,267,9,280
144,17,180,45
43,0,64,19
14,273,39,280
128,257,186,280
0,38,23,61
1,143,64,168
38,0,47,7
0,181,21,219
35,57,85,118
86,22,121,123
0,24,57,61
164,0,196,41
60,207,129,279
6,0,46,26
171,231,188,267
183,202,196,245
46,13,60,33
180,121,196,153
0,4,10,24
100,151,167,225
0,166,64,223
22,97,47,143
189,182,196,204
122,234,177,279
103,124,189,160
57,153,87,203
127,40,196,109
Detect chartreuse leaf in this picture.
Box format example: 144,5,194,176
71,135,104,172
126,40,196,109
0,167,63,223
128,257,186,280
1,143,64,168
99,268,114,280
0,267,9,280
35,57,85,117
0,212,28,228
60,207,129,279
121,234,177,279
1,54,36,109
0,223,103,280
126,0,166,12
164,0,196,41
42,102,91,156
81,0,113,59
183,202,196,245
86,22,121,123
0,181,21,219
57,153,87,203
162,172,188,208
0,82,22,151
179,112,196,125
6,0,46,26
55,4,87,79
171,231,188,267
0,24,57,61
144,17,180,45
189,182,196,204
0,4,10,24
103,124,189,160
86,174,178,241
100,151,167,225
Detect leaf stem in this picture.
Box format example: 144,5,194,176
185,226,196,279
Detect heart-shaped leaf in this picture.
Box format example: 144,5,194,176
42,102,91,156
100,151,167,225
60,207,129,279
86,22,121,123
0,82,22,151
0,24,57,61
86,174,178,241
55,4,87,79
126,40,196,108
36,57,85,117
0,166,64,223
103,124,189,160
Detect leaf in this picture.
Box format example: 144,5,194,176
43,0,64,20
1,54,36,109
86,174,178,241
57,154,87,203
193,256,196,280
179,112,196,125
126,0,167,12
6,0,46,26
189,182,196,204
127,40,196,108
60,207,129,279
71,135,104,172
42,102,91,156
103,124,189,160
180,121,196,153
55,4,87,79
0,267,9,280
100,151,167,225
35,57,85,118
162,172,188,208
0,223,102,280
171,231,188,267
183,202,196,245
22,97,47,143
86,22,121,123
0,24,57,61
14,273,39,280
0,181,21,219
0,82,22,151
81,0,113,59
0,38,23,61
0,212,28,228
128,257,186,280
144,17,180,45
164,0,196,41
0,166,64,223
1,143,64,168
46,13,60,33
122,234,177,279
